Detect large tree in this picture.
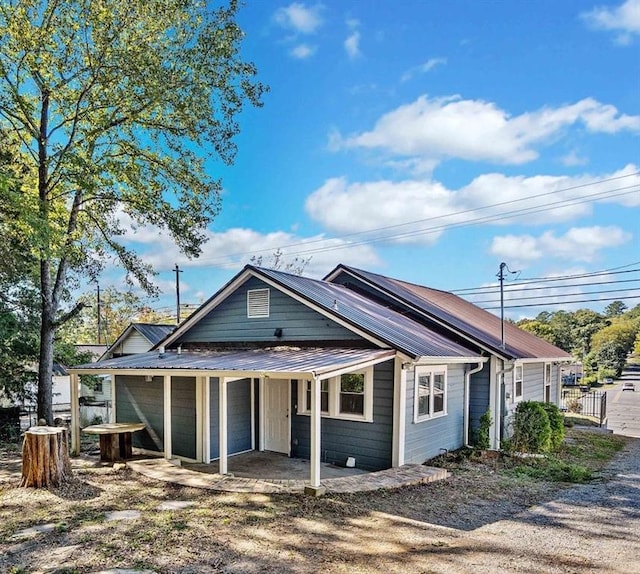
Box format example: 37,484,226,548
0,0,266,422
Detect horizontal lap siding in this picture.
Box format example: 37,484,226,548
115,375,164,453
523,363,544,403
179,277,362,343
469,363,490,444
171,377,196,460
404,364,466,463
228,379,252,454
209,377,252,459
291,360,394,471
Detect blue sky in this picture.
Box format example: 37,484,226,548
116,0,640,319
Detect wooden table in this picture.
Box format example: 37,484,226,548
82,422,146,462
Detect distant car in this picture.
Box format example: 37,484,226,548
622,382,635,391
603,377,614,384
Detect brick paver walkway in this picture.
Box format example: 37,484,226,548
127,458,448,494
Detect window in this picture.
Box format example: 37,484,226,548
247,288,269,318
305,379,329,413
297,367,373,422
514,365,523,400
544,363,552,402
414,366,447,422
94,380,103,394
339,373,365,415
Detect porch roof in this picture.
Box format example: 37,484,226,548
69,346,398,379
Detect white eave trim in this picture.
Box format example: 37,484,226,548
415,356,488,365
516,357,574,364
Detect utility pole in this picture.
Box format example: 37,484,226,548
497,263,506,349
175,264,183,324
96,285,101,344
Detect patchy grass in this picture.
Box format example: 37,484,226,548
0,428,633,573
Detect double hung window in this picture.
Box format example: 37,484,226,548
414,366,447,422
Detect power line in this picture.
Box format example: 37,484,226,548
472,286,640,305
483,293,640,311
453,267,640,294
185,173,640,264
453,277,640,296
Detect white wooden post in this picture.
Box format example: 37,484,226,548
163,375,172,459
196,376,203,462
392,359,406,467
109,375,116,423
308,375,322,492
258,376,265,452
250,377,256,450
203,376,211,463
219,377,228,474
70,373,80,455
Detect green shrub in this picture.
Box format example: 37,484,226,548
475,409,492,450
511,401,551,453
541,402,565,451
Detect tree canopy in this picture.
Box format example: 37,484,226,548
0,0,266,421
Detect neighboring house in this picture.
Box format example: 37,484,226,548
69,265,571,492
81,325,175,405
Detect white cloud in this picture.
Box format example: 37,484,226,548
305,165,640,242
401,58,447,82
291,43,316,59
345,30,361,59
490,226,632,263
582,0,640,44
561,150,589,167
274,3,324,34
334,95,640,169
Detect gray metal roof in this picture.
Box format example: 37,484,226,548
328,265,572,361
134,323,175,345
250,266,481,359
71,347,397,377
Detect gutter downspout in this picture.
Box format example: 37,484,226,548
494,361,515,450
464,362,485,447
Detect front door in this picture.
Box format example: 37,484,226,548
264,379,290,454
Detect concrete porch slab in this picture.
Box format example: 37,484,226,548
127,452,448,494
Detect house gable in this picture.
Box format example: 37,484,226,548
177,276,366,346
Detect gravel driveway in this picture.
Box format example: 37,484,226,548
436,437,640,573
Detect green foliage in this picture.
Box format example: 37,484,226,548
475,408,492,450
540,402,565,451
510,401,552,453
0,0,266,420
506,457,592,482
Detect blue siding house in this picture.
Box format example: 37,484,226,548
69,264,570,493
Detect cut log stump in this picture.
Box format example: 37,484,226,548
20,426,72,488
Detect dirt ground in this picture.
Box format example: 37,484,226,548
1,429,638,574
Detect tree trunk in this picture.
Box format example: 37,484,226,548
20,426,71,488
37,316,55,425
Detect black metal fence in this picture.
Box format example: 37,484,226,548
560,387,607,426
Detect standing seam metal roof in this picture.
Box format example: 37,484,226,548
329,265,572,361
252,266,480,359
71,347,396,376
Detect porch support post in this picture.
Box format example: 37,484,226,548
163,375,172,459
196,376,204,462
70,373,80,455
489,356,499,450
219,376,228,474
258,376,265,451
203,376,211,463
392,358,406,467
109,375,116,423
250,377,256,451
305,374,325,496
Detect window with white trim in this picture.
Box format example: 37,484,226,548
247,288,269,318
297,367,374,422
514,364,523,401
304,379,329,414
414,366,447,422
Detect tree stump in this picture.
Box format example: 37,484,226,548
20,426,72,488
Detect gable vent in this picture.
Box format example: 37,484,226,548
247,288,270,318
